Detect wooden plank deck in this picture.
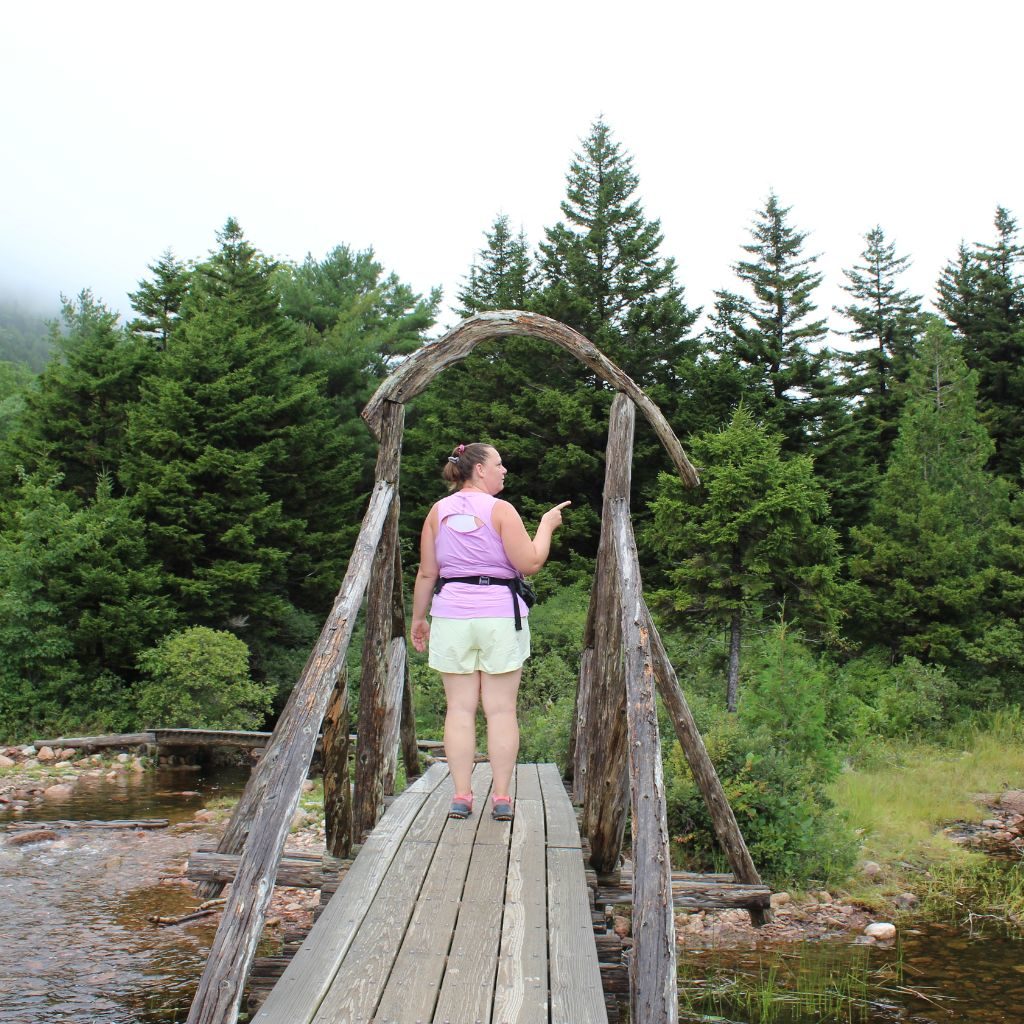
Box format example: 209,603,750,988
252,762,608,1024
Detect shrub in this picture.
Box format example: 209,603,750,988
136,626,273,730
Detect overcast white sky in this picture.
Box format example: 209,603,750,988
2,0,1021,337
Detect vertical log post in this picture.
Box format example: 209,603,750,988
381,637,407,794
580,394,634,875
352,401,404,839
640,595,768,926
393,543,421,780
612,501,678,1024
322,669,352,858
186,481,394,1024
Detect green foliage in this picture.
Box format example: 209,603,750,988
136,626,273,730
0,359,32,440
938,207,1024,479
2,291,155,501
665,701,856,888
128,249,191,350
708,192,826,449
0,472,171,739
847,320,1022,684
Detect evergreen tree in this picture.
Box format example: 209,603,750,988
456,215,536,315
0,360,32,440
937,207,1024,479
536,120,700,392
122,220,348,680
1,291,155,501
0,471,171,737
826,227,923,534
847,320,1019,678
128,249,191,351
709,193,827,449
648,405,840,711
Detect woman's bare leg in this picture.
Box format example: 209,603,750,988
442,672,481,796
480,669,522,797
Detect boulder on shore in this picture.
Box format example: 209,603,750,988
864,921,897,940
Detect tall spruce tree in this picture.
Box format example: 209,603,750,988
537,120,700,393
937,207,1024,479
825,227,924,533
649,405,839,711
709,192,827,450
1,291,155,501
847,319,1019,677
122,220,348,680
128,249,191,350
456,215,535,315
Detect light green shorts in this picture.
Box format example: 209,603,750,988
428,617,531,675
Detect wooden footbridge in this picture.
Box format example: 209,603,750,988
183,313,770,1024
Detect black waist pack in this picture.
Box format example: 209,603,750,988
434,575,537,630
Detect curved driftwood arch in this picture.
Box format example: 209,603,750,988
363,309,700,487
186,313,767,1024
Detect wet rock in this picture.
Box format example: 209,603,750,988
0,754,15,768
8,829,59,846
43,782,74,799
770,891,791,907
865,921,897,940
861,860,882,878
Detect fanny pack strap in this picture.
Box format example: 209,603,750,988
434,575,523,630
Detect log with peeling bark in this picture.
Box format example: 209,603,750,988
185,479,393,1024
361,311,699,487
393,544,421,780
6,818,168,831
321,672,352,859
352,402,403,840
596,878,771,911
579,394,633,875
185,851,335,889
612,499,678,1024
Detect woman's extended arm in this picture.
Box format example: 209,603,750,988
492,499,570,576
411,507,440,652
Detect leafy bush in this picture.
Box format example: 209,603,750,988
664,711,857,888
136,627,273,730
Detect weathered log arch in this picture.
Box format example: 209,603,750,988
362,309,700,487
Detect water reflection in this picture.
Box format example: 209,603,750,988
678,916,1024,1023
0,767,248,1024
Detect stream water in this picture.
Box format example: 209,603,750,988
1,768,1021,1023
0,766,248,1024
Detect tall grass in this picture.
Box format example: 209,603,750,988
829,708,1024,898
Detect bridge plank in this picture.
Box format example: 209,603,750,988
538,763,581,849
548,847,607,1023
251,762,448,1024
432,843,509,1023
493,794,548,1024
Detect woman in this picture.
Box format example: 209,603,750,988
411,443,569,821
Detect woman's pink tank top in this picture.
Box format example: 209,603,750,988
429,490,528,620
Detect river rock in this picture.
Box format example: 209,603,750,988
861,860,882,878
1000,790,1024,814
8,829,59,846
815,890,833,903
770,891,791,907
43,783,74,799
21,746,36,756
37,746,56,761
116,753,130,764
893,892,919,909
864,921,897,940
0,754,15,768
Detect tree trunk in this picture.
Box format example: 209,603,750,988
322,671,352,858
392,543,420,780
580,394,634,876
611,500,678,1024
727,611,741,713
352,402,404,840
